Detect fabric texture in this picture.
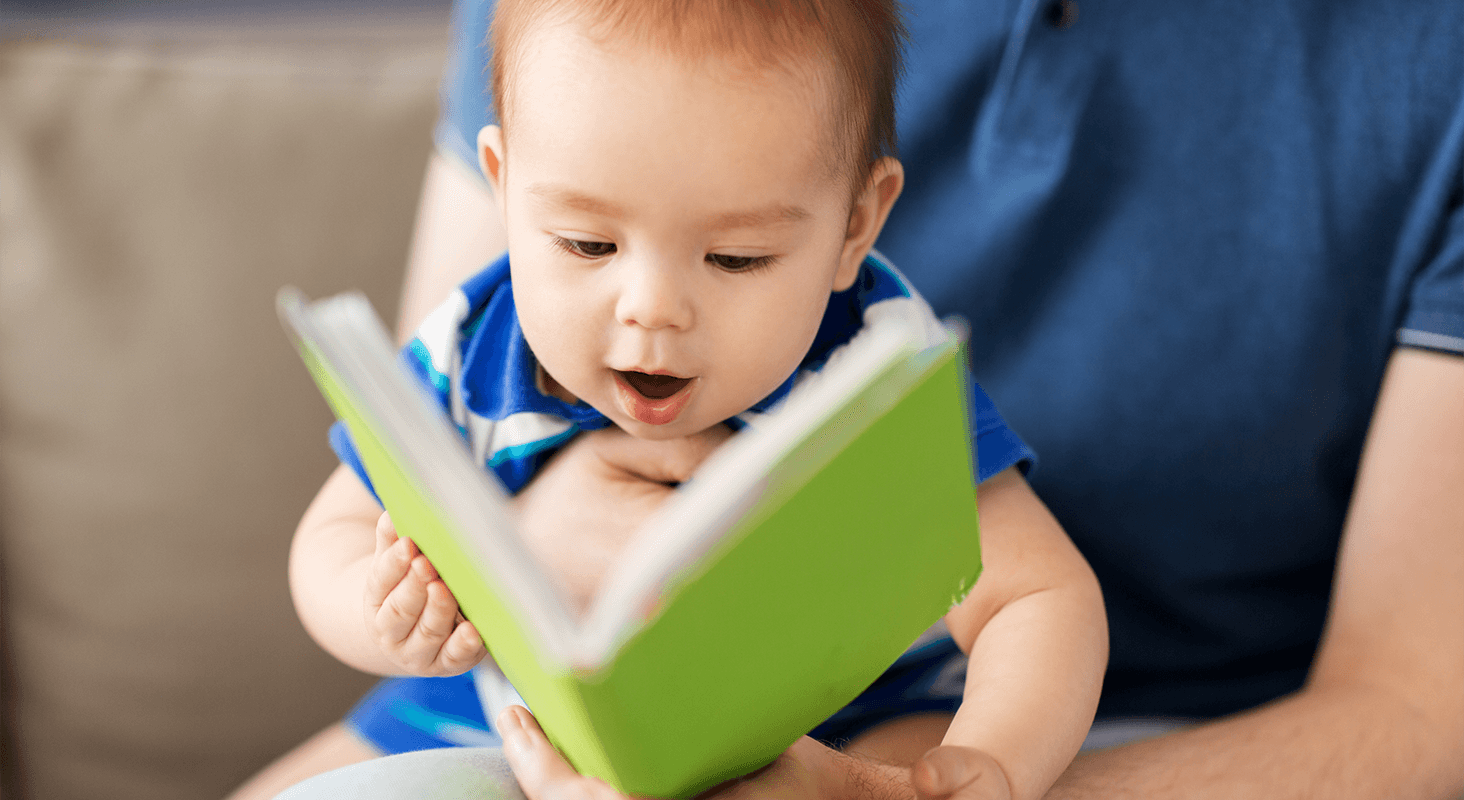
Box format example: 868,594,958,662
0,27,443,800
436,0,1464,720
348,672,502,754
275,747,527,800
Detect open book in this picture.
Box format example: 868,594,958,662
278,288,982,798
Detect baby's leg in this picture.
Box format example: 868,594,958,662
224,723,376,800
229,672,495,799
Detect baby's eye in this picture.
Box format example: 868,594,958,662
707,253,775,272
554,237,617,259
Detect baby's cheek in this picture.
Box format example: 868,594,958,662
516,289,590,376
724,344,803,411
740,307,821,384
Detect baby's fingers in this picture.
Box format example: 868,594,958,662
374,511,399,556
365,535,416,608
373,551,433,646
411,575,458,645
400,577,481,674
438,618,487,672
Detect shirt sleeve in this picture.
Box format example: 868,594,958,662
434,0,499,182
967,366,1037,483
328,336,465,509
329,419,381,506
1396,164,1464,355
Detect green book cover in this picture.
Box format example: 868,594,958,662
278,288,981,798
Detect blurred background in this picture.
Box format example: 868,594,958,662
1,2,456,797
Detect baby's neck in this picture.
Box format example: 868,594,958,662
536,364,578,404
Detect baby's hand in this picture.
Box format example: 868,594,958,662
912,746,1013,800
363,512,487,676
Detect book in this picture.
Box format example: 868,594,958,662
278,288,982,798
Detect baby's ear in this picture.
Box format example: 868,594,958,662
477,125,508,205
835,157,904,291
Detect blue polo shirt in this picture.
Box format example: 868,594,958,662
438,0,1464,719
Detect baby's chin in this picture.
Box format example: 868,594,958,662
609,414,719,442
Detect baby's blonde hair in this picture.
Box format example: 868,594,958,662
489,0,905,191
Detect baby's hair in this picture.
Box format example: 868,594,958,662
489,0,906,192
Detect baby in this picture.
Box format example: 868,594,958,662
273,1,1108,799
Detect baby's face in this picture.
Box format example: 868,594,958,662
483,21,881,440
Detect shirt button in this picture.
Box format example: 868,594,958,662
1045,0,1078,29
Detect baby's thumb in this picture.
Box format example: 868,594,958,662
374,511,398,554
912,747,978,798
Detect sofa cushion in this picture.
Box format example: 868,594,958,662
0,22,448,800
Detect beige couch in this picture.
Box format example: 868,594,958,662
0,15,452,799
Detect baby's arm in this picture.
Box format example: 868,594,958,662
290,426,729,677
927,466,1108,800
289,464,486,676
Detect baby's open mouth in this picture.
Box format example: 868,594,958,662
616,370,692,400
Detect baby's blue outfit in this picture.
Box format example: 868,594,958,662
336,251,1033,754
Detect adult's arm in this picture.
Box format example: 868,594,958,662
1049,347,1464,799
395,152,506,341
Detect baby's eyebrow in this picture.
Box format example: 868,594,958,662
526,184,626,217
525,183,810,229
710,204,811,230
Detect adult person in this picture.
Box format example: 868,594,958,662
432,1,1464,797
241,1,1464,798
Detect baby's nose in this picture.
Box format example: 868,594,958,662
614,260,694,331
